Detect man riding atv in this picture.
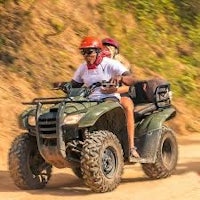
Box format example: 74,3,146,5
61,36,140,159
8,36,178,193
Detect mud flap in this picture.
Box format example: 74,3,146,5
131,128,162,163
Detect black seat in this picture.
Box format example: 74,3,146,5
134,103,157,122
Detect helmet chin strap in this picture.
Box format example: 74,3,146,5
87,51,103,70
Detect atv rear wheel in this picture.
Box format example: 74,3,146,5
142,126,178,179
81,130,124,193
8,133,52,190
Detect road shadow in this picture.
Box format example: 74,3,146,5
175,160,200,176
121,174,150,183
1,160,199,196
0,170,19,192
0,170,92,195
177,135,200,146
0,169,150,196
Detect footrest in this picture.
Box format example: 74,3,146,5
128,157,154,163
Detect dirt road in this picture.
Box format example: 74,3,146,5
0,134,200,200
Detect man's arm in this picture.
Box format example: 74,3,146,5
121,75,136,86
101,71,132,94
110,71,138,86
53,80,84,89
71,79,84,88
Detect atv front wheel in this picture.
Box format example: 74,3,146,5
81,130,124,193
8,133,52,189
142,126,178,179
71,166,83,179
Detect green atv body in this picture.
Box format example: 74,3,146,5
9,83,178,192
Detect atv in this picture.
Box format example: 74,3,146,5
8,80,178,193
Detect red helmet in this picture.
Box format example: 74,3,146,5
102,37,119,50
79,36,103,49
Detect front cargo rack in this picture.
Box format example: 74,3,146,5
22,96,101,105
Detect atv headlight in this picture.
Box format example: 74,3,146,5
28,115,36,126
63,113,85,125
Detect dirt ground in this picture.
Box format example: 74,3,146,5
0,134,200,200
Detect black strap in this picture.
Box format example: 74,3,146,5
89,82,101,89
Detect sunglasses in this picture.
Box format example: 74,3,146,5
80,49,97,55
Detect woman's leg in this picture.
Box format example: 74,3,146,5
120,96,140,158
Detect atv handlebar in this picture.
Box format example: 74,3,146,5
52,81,118,96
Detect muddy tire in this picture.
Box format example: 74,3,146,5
142,126,178,179
8,133,52,190
81,130,124,193
71,167,83,179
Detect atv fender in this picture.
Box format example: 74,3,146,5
134,107,176,163
135,107,176,137
19,106,36,129
78,101,123,128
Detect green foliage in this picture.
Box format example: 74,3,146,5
173,0,200,23
0,36,5,49
99,0,200,107
176,76,197,94
0,0,8,3
49,18,65,33
0,0,35,4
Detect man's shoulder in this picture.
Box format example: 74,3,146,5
77,62,87,69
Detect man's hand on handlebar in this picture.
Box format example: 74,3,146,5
52,82,67,90
109,75,122,86
101,86,118,94
100,80,118,94
110,75,136,86
52,82,72,94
